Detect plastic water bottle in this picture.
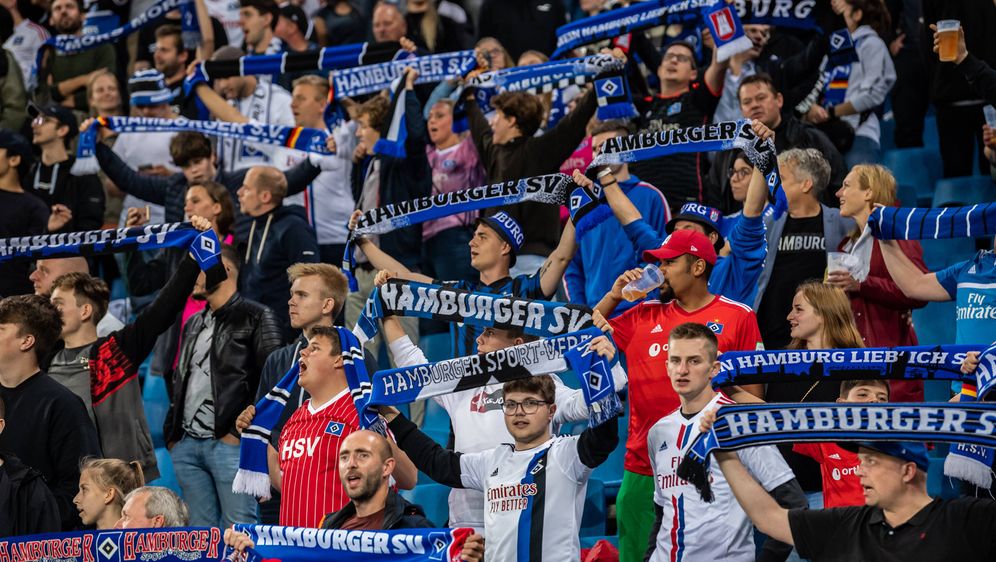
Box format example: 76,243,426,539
621,264,665,302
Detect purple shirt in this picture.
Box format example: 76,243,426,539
424,137,486,240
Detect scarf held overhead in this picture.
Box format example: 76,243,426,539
591,118,786,213
197,41,402,80
332,50,477,99
868,203,996,240
360,328,621,428
676,402,996,501
44,0,199,53
712,345,984,388
342,173,572,288
354,279,595,344
72,116,333,176
552,0,752,61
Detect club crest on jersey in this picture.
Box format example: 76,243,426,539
667,102,682,116
324,421,345,436
706,321,724,334
530,458,546,475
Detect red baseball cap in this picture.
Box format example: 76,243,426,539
643,229,717,265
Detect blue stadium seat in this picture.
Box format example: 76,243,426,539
926,456,960,499
422,399,452,435
145,400,168,448
421,333,451,362
592,413,627,499
143,374,169,405
932,176,996,207
919,238,977,271
148,448,180,494
580,478,607,537
580,535,619,550
895,183,919,207
400,483,450,526
882,148,943,205
912,301,957,346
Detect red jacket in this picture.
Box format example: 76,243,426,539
839,237,928,402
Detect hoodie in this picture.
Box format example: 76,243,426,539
241,205,320,341
0,452,61,537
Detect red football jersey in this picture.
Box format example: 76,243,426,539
610,295,763,475
793,443,865,507
278,389,358,527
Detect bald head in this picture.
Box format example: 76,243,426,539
31,257,90,296
338,430,395,503
343,430,393,462
372,2,406,42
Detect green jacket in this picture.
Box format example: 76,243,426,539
0,50,27,131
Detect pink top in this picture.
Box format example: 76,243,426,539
171,234,233,369
423,137,486,240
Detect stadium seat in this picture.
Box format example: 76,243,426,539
882,148,943,205
895,183,919,207
592,413,627,499
400,483,450,526
919,238,977,271
422,398,452,435
580,535,620,550
145,400,168,448
926,456,960,500
932,176,996,207
580,478,607,537
421,333,452,362
912,301,957,346
148,447,181,494
142,374,169,405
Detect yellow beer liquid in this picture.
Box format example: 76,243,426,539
622,286,648,302
938,30,959,62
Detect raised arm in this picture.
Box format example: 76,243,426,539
538,219,577,297
384,408,466,489
348,210,432,283
192,82,250,124
94,142,172,204
877,239,951,301
594,268,644,320
715,450,793,544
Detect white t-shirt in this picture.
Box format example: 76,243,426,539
647,392,795,562
113,132,177,226
202,0,243,47
389,335,627,533
281,123,357,245
217,82,295,173
3,19,50,90
459,436,591,562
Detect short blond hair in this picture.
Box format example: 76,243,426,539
287,263,348,317
292,75,330,101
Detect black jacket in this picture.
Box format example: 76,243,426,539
320,489,436,529
0,452,61,537
958,53,996,105
165,293,283,442
95,142,322,243
705,114,846,213
922,0,996,104
241,205,320,342
351,91,432,270
465,87,597,257
477,0,566,59
27,157,105,233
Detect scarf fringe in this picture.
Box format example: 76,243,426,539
233,468,272,500
714,34,754,62
595,102,638,120
944,451,994,489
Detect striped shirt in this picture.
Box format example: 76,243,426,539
277,389,358,527
647,392,793,562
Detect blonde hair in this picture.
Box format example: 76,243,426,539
847,164,896,238
287,262,348,317
292,74,330,101
80,458,146,509
788,281,864,350
86,70,122,117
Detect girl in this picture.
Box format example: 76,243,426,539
74,458,145,529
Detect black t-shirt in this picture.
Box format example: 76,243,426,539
631,81,720,212
758,211,827,351
788,498,996,561
317,5,367,46
0,372,101,530
0,189,49,297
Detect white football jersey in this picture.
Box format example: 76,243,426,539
647,392,795,562
459,435,591,562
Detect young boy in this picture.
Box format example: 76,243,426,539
793,379,891,508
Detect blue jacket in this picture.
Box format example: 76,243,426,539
621,212,768,307
241,205,320,342
564,176,670,314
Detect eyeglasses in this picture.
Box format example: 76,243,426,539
663,52,694,64
728,167,753,180
501,399,549,415
31,115,57,127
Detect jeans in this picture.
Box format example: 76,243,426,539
170,435,259,527
844,135,882,169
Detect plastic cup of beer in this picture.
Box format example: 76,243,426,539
621,264,665,301
937,20,961,62
827,252,852,275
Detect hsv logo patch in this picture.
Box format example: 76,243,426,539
706,321,724,334
324,421,345,436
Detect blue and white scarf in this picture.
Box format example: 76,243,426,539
869,203,996,240
342,174,572,289
354,279,594,344
590,118,787,215
712,345,983,388
234,327,377,499
43,0,199,53
735,0,822,31
231,525,473,561
72,116,333,176
945,343,996,488
467,54,637,121
676,402,996,501
0,221,221,273
795,29,859,115
0,526,474,562
357,328,620,428
552,0,752,61
331,50,477,100
194,41,402,80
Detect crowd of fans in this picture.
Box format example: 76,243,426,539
0,0,995,560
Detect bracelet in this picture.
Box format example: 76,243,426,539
601,179,618,188
596,167,614,179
